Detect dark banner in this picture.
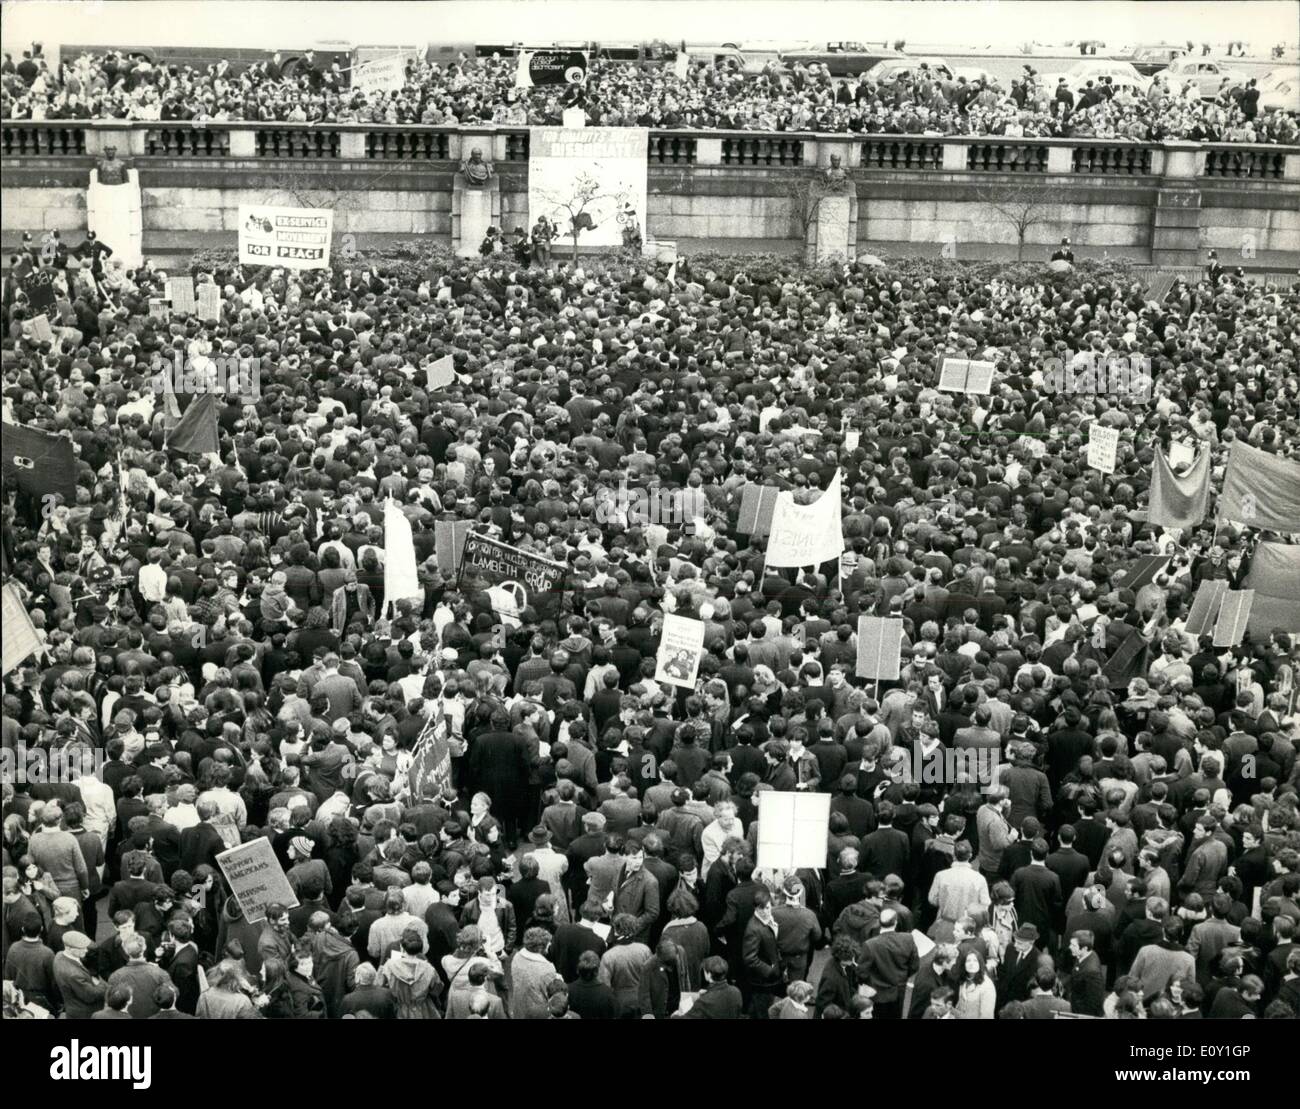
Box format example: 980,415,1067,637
458,531,567,619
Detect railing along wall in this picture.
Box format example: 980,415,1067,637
2,121,1298,183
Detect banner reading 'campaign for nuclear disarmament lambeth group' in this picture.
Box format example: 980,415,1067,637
238,204,333,270
458,532,567,618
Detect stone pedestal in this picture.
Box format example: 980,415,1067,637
87,167,143,270
1151,185,1202,267
810,192,856,264
452,175,501,258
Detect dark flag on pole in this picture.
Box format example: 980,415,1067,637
408,713,453,801
2,422,77,502
164,392,220,454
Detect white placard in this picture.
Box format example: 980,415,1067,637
528,127,648,249
1087,424,1120,474
655,613,706,689
756,791,832,870
1169,439,1195,469
238,204,333,270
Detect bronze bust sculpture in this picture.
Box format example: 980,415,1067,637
459,148,495,188
96,144,130,186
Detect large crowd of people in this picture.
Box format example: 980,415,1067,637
3,46,1297,145
1,211,1298,1021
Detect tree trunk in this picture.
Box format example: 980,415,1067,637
1016,233,1026,262
571,232,580,262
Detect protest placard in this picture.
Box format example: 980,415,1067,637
655,613,706,689
196,282,222,321
434,519,474,577
856,615,904,681
737,483,781,537
1087,424,1120,474
756,791,832,869
239,204,333,270
216,838,298,924
937,357,996,395
1213,589,1255,648
1125,554,1169,592
167,276,196,315
2,585,43,675
1184,579,1229,637
1169,439,1196,469
29,314,54,344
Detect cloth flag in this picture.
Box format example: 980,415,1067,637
1243,543,1300,636
1219,440,1300,532
1147,444,1211,529
383,498,423,613
764,471,844,569
165,392,220,454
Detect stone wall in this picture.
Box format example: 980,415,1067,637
3,131,1298,268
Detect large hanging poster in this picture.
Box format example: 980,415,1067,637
528,127,649,249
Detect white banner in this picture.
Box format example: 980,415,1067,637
655,613,706,689
384,498,423,613
1087,424,1120,474
764,470,844,569
352,52,411,95
238,204,333,270
528,127,648,249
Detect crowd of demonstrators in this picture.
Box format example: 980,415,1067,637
3,46,1296,145
2,218,1299,1021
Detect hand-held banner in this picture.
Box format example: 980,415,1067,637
238,204,333,270
383,499,423,612
459,532,567,619
764,470,844,569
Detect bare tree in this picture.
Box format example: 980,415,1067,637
976,183,1059,262
787,171,831,246
536,172,623,261
265,170,366,259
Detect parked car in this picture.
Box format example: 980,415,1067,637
861,56,955,83
952,66,998,87
1039,59,1151,97
1152,56,1247,99
1121,44,1192,75
1257,67,1300,114
779,47,906,78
